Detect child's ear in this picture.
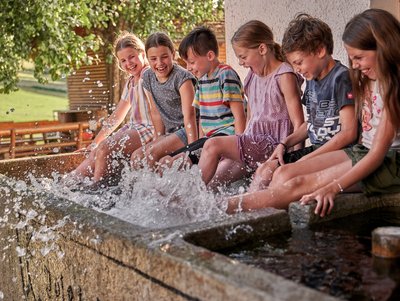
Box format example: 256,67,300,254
207,50,216,61
316,46,327,58
258,43,268,55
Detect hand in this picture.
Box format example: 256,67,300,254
268,143,286,166
74,147,89,153
299,183,339,217
86,142,98,152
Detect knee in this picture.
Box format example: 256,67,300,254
202,139,219,158
131,148,144,166
96,140,111,157
254,161,276,181
283,174,307,190
159,155,173,168
271,164,292,184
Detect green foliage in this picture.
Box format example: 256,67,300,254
0,0,224,94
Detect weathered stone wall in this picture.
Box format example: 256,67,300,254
1,154,399,300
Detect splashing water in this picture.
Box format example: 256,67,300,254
0,176,71,261
30,163,227,229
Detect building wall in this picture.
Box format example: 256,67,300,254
225,0,370,80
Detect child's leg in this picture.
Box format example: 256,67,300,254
158,136,208,170
158,153,192,170
208,159,248,191
270,154,338,187
226,150,353,213
132,134,185,170
198,136,241,185
131,138,160,169
248,160,280,192
70,149,97,179
93,129,142,182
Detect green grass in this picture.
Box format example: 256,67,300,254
0,88,68,122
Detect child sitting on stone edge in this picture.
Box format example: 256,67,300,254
160,26,246,168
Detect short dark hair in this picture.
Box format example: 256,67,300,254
178,26,219,60
282,13,333,55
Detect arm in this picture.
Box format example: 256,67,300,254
269,73,305,163
145,89,164,138
230,102,246,134
179,80,198,144
268,122,308,164
245,102,252,127
299,105,358,161
301,109,396,216
88,99,130,150
280,73,304,132
198,116,205,138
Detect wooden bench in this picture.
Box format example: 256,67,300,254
0,121,94,159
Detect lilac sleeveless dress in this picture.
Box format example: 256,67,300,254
238,62,302,169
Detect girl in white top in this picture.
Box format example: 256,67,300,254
227,9,400,216
71,32,156,184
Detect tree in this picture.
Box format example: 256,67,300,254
0,0,224,94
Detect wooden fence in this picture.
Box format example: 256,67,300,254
0,121,94,159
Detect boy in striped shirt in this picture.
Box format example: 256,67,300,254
160,26,246,167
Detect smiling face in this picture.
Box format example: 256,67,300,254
344,44,377,80
146,45,174,82
184,47,213,78
117,47,146,78
232,43,267,76
285,50,327,81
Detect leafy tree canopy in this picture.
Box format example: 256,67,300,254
0,0,224,93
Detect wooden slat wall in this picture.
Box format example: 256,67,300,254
67,50,111,110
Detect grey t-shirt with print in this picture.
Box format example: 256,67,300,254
142,64,195,133
302,60,354,145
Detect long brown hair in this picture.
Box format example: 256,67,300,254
231,20,284,62
342,9,400,126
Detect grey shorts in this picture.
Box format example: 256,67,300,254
344,144,400,195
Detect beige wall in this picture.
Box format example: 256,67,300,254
225,0,371,80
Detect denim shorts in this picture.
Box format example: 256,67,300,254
173,127,188,145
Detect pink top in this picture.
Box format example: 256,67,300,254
238,62,303,168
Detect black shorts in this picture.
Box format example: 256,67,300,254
169,133,226,164
283,145,319,164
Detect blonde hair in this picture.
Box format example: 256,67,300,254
114,31,145,55
231,20,284,62
113,31,147,73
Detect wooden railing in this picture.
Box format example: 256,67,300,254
0,121,94,159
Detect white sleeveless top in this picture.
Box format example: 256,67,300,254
361,81,400,150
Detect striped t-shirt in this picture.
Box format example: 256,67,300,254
193,64,244,136
121,66,154,144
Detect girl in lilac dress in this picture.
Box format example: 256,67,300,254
198,20,304,190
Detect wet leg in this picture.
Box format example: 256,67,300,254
226,150,352,213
